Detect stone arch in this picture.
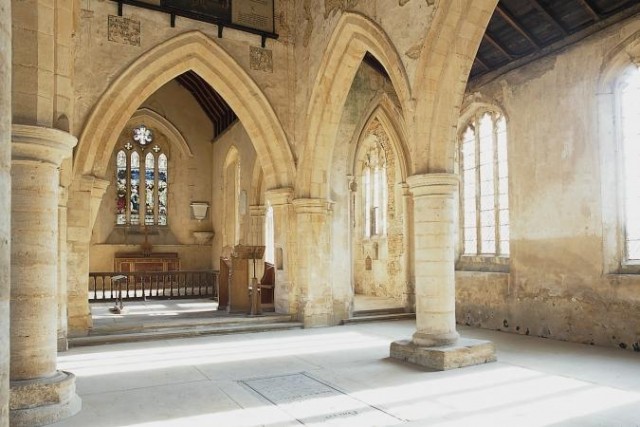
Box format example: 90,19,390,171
412,0,498,174
129,108,193,158
598,29,640,93
296,12,412,199
74,31,295,190
349,94,410,182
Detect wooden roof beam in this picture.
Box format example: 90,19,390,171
576,0,601,21
483,33,514,60
496,3,540,49
528,0,568,36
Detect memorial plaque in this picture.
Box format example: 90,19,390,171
240,373,401,425
250,46,273,73
232,0,274,33
108,16,141,46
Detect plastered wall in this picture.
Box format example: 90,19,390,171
457,16,640,351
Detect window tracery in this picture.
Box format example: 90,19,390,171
115,125,168,226
460,111,510,257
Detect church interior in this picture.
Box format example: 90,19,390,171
1,0,640,425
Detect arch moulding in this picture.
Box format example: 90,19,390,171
411,0,498,174
296,12,412,199
74,31,295,191
348,94,410,182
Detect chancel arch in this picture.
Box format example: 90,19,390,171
74,30,295,190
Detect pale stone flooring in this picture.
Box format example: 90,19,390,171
53,320,640,427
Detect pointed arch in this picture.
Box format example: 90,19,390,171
296,12,412,199
74,31,295,190
412,0,498,174
349,94,410,182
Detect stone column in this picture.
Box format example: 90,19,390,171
400,182,414,311
66,175,109,335
57,186,69,351
10,125,81,426
292,198,334,327
265,188,295,315
390,173,496,370
0,0,11,425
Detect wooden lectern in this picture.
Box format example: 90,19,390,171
219,245,265,314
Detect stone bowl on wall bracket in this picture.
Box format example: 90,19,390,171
193,231,215,245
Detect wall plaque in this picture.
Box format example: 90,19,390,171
232,0,274,33
108,15,141,46
250,46,273,73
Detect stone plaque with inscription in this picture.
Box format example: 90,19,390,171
232,0,274,33
250,46,273,73
240,373,401,425
108,16,141,47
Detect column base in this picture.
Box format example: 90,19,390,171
10,371,81,427
390,338,496,371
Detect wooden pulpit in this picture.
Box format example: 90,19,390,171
218,245,265,314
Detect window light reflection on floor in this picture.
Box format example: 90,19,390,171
57,332,390,377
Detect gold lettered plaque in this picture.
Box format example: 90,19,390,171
232,0,274,33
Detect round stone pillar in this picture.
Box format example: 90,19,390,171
0,0,12,424
390,173,496,371
10,125,81,426
408,173,459,346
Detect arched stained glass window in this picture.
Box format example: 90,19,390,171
115,125,169,226
460,111,510,257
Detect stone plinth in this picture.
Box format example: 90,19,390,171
10,125,81,426
10,372,81,427
390,338,496,371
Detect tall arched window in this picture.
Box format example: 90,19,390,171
620,67,640,260
362,140,387,238
460,111,509,257
115,125,169,226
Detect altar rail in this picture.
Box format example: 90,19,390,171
89,270,219,302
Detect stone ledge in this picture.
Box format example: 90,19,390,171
390,338,497,371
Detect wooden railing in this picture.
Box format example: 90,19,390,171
89,270,220,302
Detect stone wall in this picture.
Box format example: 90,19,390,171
457,15,640,351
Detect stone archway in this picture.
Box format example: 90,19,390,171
348,98,412,312
411,0,498,173
296,12,412,200
74,30,295,189
67,31,296,334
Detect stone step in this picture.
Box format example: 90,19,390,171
69,321,304,347
341,312,415,325
352,307,407,317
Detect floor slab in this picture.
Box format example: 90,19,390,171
52,321,640,427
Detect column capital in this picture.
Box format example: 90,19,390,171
249,205,266,216
12,125,77,166
265,187,294,206
407,173,459,197
292,198,334,214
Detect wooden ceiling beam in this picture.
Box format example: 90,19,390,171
528,0,568,36
474,56,490,71
483,33,514,60
576,0,601,21
496,3,540,49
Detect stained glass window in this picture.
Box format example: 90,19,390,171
460,111,510,257
114,126,168,226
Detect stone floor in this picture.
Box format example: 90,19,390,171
51,320,640,427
